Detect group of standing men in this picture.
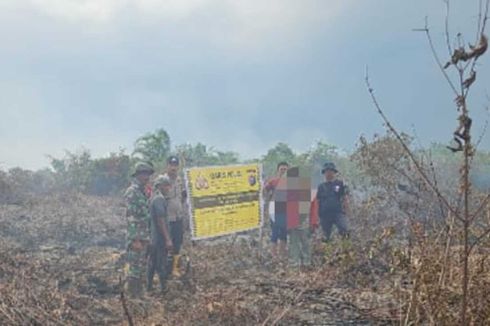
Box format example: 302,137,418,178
123,156,186,298
264,161,350,267
123,157,350,296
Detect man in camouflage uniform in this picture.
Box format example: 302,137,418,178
124,161,154,297
162,155,187,278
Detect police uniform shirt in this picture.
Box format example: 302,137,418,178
317,180,347,215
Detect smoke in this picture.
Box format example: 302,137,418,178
471,167,490,193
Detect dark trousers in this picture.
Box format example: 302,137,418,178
320,212,349,241
169,219,183,254
147,235,169,291
270,217,287,243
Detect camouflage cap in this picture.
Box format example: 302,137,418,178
131,162,155,177
153,174,171,187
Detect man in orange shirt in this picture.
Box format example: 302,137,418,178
264,162,289,260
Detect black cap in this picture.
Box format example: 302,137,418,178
167,155,180,165
321,162,338,174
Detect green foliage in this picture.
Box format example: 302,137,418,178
351,133,417,192
0,167,57,202
175,143,239,167
472,158,490,192
260,141,354,187
48,148,132,195
88,151,132,195
132,128,171,163
425,142,460,169
299,141,355,186
8,167,56,194
48,149,93,192
261,142,298,176
298,140,338,167
15,127,490,200
415,142,490,193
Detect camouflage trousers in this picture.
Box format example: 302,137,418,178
126,239,150,280
126,219,150,279
288,228,312,267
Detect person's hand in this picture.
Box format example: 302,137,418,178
309,225,317,234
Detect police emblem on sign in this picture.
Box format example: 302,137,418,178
248,174,257,186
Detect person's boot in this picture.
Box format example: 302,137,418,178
158,272,167,294
171,255,181,278
147,269,155,292
146,277,153,293
126,277,142,298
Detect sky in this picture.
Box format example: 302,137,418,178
1,0,490,170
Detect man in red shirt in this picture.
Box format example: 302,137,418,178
264,162,289,260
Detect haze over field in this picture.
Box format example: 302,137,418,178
1,0,489,169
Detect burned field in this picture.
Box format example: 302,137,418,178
0,194,400,325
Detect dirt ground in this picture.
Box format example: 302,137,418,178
0,194,399,325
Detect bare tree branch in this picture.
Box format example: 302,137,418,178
469,226,490,253
444,0,453,56
477,0,484,42
365,69,457,217
413,17,459,96
119,278,134,326
473,111,489,151
470,193,490,222
428,153,448,220
464,0,490,98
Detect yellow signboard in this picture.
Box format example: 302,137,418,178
185,164,263,240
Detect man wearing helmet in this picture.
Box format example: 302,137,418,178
123,161,154,298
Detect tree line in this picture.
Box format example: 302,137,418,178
1,128,489,200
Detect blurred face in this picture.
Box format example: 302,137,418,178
324,169,336,180
136,172,151,185
159,183,172,195
277,164,289,177
167,163,179,176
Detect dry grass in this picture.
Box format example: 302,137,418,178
0,193,403,325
